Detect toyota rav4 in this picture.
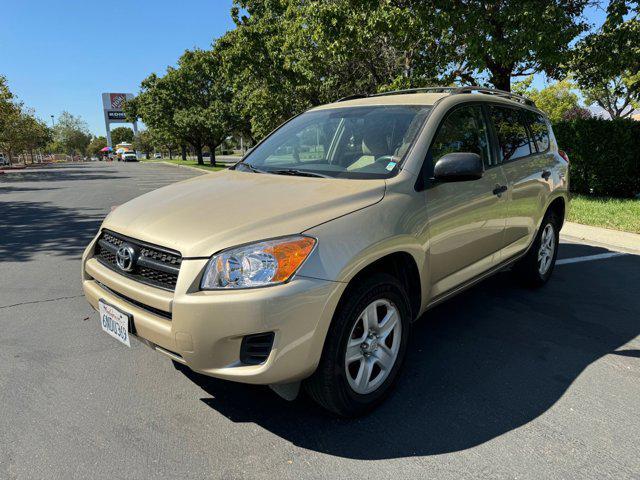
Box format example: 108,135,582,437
82,86,569,416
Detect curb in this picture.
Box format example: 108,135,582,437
561,221,640,255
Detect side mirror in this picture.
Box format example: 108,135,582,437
433,152,483,182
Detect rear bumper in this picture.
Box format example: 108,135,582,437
82,235,345,384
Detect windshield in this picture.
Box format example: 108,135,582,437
236,105,431,179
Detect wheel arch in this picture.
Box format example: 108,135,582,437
545,195,566,229
338,251,422,321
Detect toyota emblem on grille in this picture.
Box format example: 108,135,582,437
115,244,136,272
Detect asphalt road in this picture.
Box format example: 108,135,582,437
1,162,639,480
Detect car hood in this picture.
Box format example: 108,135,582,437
102,169,385,257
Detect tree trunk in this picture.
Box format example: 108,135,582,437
208,144,217,167
489,67,512,91
168,148,173,159
181,144,187,160
195,145,204,165
145,151,150,159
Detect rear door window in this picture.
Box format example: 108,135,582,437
526,112,550,152
489,106,533,162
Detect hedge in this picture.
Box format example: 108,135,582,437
552,118,640,198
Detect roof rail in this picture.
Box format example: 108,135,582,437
334,85,536,107
453,86,536,107
336,93,369,102
335,87,456,103
369,87,458,97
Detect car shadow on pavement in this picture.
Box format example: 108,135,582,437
0,201,104,262
177,244,640,459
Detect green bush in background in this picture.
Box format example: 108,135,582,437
553,119,640,198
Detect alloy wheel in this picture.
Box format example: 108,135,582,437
344,299,402,395
538,223,556,275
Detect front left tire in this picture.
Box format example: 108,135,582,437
304,273,411,417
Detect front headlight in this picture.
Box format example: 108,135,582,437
200,236,316,290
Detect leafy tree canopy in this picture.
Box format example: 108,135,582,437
413,0,592,91
52,111,92,155
87,136,107,157
571,1,639,117
110,126,135,145
513,76,583,122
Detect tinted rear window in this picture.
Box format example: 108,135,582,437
489,106,533,162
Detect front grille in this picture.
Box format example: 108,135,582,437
240,332,275,365
95,229,182,291
95,280,172,320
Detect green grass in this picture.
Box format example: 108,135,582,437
568,194,640,234
141,158,227,172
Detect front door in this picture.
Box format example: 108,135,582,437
422,104,509,299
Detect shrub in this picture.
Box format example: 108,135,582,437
553,118,640,198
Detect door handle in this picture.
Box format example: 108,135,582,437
542,170,551,180
493,185,508,197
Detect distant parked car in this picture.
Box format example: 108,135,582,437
154,152,162,159
0,154,8,166
122,151,138,162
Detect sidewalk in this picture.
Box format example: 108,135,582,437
561,221,640,255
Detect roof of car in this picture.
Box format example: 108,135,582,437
310,86,540,113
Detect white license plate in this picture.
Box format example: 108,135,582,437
99,300,131,347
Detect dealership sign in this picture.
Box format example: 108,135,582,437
109,93,127,110
107,111,127,120
102,92,137,147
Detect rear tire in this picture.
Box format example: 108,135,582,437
304,273,410,417
513,210,560,288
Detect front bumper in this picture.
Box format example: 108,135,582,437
82,235,345,384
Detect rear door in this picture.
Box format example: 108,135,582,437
422,103,510,298
488,106,556,259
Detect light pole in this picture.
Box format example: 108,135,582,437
50,115,55,127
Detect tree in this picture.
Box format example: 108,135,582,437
110,126,134,146
149,128,178,159
561,105,593,120
88,136,107,157
52,111,91,156
216,0,444,139
130,49,238,165
21,113,51,162
0,107,50,163
0,75,18,135
133,130,154,159
412,0,591,91
571,0,639,118
1,109,29,163
513,76,583,122
125,73,189,161
580,76,639,118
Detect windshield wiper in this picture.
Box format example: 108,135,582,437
268,168,331,178
235,162,267,174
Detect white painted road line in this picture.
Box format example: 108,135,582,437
556,252,627,265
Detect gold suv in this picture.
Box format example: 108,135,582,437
82,87,569,416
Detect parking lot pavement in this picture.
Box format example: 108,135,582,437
1,162,638,479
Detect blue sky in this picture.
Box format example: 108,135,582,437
0,1,606,136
